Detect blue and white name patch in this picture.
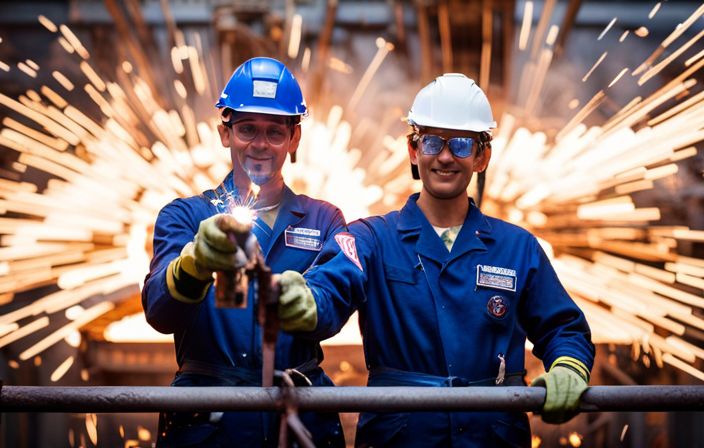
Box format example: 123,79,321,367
476,265,517,292
285,227,322,251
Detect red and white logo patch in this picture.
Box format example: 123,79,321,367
334,232,363,272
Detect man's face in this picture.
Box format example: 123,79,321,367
409,127,491,200
218,112,300,185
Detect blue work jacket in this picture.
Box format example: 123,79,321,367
142,171,346,447
303,193,595,448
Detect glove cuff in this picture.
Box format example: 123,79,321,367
550,356,590,384
166,256,213,304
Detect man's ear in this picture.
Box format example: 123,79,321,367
288,124,302,162
474,145,492,172
217,124,231,147
408,140,420,180
408,140,418,165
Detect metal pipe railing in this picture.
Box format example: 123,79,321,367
2,385,704,413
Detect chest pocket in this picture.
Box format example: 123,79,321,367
383,263,420,285
382,263,427,316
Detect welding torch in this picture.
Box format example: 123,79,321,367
212,214,280,387
213,214,257,309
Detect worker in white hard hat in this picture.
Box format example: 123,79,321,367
143,57,347,447
275,74,595,447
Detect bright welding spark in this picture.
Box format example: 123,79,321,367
50,356,74,382
59,24,89,59
582,52,607,82
608,68,629,88
227,184,261,225
620,30,629,42
288,14,303,60
137,426,151,441
80,61,106,92
649,3,661,19
620,424,629,441
17,62,37,78
685,48,704,67
57,36,74,54
519,2,533,51
568,432,582,447
302,47,311,72
546,25,559,46
86,413,98,445
635,26,649,37
598,18,617,41
174,79,187,99
38,15,57,32
52,71,74,91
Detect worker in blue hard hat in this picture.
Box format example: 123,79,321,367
143,57,347,447
275,74,595,447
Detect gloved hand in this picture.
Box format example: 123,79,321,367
531,364,589,424
278,270,318,332
192,214,251,272
167,214,251,303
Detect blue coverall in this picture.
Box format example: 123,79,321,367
142,172,347,447
302,193,595,448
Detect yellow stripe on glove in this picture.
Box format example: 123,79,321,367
166,243,214,304
166,214,249,304
530,356,590,424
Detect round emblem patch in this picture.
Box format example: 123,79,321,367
487,295,508,317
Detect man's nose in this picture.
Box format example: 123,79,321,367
437,143,454,162
251,131,269,148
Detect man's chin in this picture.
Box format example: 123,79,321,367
247,173,274,185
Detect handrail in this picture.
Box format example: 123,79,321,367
1,385,704,413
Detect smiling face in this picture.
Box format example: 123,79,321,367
218,112,300,186
408,126,491,201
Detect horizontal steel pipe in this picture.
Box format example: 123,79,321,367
1,386,704,413
580,386,704,412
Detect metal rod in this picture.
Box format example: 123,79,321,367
2,386,704,413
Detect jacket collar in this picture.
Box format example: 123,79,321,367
397,193,493,263
271,184,306,237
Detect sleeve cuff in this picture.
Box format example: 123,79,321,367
166,257,213,304
550,356,591,383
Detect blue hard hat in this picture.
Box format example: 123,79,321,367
216,57,308,119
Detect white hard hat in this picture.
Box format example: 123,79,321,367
406,73,496,132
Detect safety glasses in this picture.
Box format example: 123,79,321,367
419,134,475,158
231,122,290,145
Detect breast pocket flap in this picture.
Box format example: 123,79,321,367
383,263,419,285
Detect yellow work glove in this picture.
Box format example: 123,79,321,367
278,270,318,332
530,357,590,424
167,214,250,303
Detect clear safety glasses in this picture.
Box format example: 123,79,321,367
419,134,475,158
230,122,290,145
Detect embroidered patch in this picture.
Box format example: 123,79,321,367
253,80,277,98
476,264,517,292
334,232,363,272
285,227,322,251
487,295,508,317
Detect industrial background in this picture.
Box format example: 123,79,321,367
0,0,703,446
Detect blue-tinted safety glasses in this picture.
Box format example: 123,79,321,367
419,134,475,158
